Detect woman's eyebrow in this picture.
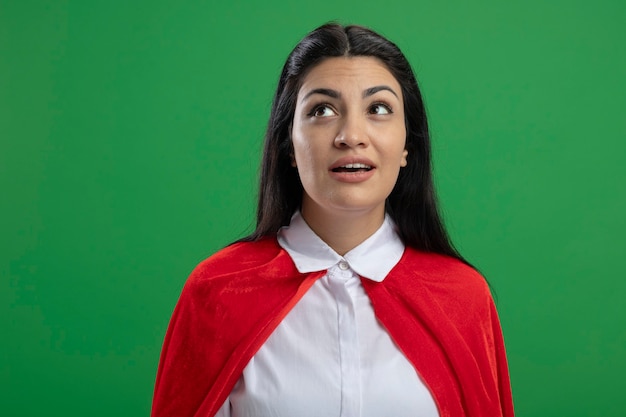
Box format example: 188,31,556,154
363,85,398,98
300,85,398,103
301,88,341,102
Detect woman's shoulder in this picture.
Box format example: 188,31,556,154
380,248,497,334
176,236,303,310
392,247,492,301
188,237,286,281
402,247,484,277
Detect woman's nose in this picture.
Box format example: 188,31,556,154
334,114,369,148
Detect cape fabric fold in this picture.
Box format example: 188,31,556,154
152,238,514,417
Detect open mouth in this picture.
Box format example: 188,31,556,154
331,163,373,173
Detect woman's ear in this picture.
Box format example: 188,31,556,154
400,149,408,167
289,122,297,167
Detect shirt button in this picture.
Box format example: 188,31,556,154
338,260,349,270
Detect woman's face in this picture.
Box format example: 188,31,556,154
291,56,408,220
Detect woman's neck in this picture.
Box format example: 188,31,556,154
300,204,386,256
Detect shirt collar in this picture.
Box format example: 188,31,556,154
277,211,405,282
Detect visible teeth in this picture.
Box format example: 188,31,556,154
341,163,371,169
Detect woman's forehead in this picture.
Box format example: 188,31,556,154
297,56,401,97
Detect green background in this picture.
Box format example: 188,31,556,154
2,0,625,415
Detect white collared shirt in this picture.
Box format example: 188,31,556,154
216,212,439,417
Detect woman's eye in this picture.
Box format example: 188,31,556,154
311,105,336,117
369,103,392,115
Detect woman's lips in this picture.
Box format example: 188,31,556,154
329,157,376,183
330,156,376,170
329,168,376,183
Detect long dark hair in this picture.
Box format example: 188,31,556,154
243,23,468,264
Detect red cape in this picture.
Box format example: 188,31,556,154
152,238,514,416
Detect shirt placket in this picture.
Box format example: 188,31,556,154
327,259,361,417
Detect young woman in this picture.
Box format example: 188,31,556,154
152,23,515,417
